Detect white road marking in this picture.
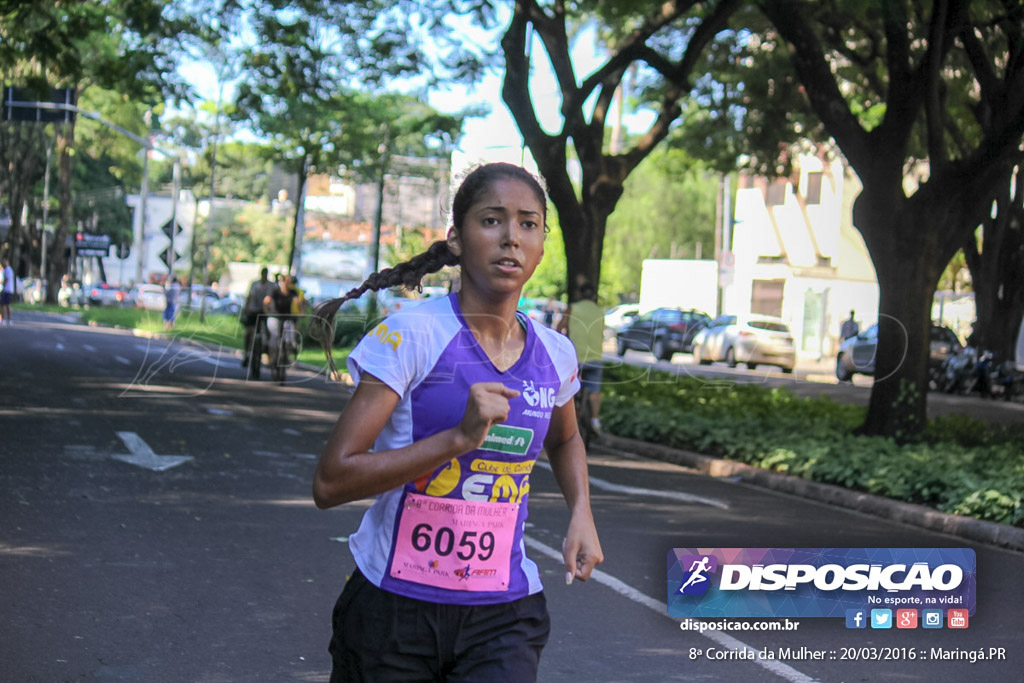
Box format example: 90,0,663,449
535,460,729,509
523,536,818,683
83,344,97,352
111,431,193,471
56,343,65,351
205,407,233,415
114,356,132,365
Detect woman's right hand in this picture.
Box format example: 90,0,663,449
456,382,521,450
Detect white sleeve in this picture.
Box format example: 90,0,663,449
346,314,428,398
536,324,581,407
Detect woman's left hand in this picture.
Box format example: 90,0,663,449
562,510,603,584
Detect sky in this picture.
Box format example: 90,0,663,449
176,18,652,179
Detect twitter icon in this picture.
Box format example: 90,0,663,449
870,609,893,629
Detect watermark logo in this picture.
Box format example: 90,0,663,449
677,555,718,596
668,548,976,619
948,609,969,629
845,609,867,629
896,609,918,629
871,609,892,629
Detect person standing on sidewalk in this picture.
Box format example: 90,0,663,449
311,162,603,683
1,258,14,326
558,281,605,435
162,277,181,330
840,310,859,341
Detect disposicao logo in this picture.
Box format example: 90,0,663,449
676,555,718,596
667,548,976,619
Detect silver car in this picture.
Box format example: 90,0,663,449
692,314,796,373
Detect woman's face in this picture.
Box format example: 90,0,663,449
448,177,545,299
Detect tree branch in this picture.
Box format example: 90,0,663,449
923,0,951,167
758,0,871,168
500,2,558,157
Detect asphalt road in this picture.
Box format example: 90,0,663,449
2,312,1021,682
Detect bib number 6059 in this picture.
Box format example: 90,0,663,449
411,523,496,561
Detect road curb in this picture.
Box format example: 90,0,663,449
599,433,1024,553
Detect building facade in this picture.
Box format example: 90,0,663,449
723,155,880,359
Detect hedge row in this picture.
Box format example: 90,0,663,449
600,365,1024,527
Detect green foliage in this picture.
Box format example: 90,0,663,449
205,203,292,280
602,149,718,300
601,364,1024,527
521,219,567,302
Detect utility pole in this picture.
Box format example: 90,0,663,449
40,146,52,289
135,110,152,284
169,157,180,279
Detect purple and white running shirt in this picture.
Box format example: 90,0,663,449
345,292,579,605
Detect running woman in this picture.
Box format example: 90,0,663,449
312,162,603,682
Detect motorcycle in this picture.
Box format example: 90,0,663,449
939,346,1023,400
940,346,980,394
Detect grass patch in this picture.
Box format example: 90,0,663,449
601,364,1024,528
72,305,352,374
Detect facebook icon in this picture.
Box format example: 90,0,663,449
845,609,867,629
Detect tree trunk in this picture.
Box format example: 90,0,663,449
962,166,1024,363
288,156,309,276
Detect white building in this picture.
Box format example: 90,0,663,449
103,190,198,285
724,155,879,359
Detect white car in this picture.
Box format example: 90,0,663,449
130,284,167,311
691,314,796,373
604,304,640,337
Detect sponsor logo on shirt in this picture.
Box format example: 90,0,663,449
521,380,555,408
370,322,402,350
481,425,534,456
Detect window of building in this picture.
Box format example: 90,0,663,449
766,179,788,206
751,279,785,318
806,172,823,205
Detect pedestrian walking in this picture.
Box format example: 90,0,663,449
163,277,181,330
241,267,275,367
1,258,14,326
311,162,603,682
557,281,606,435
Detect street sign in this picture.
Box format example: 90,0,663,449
75,232,111,257
719,249,736,287
2,86,77,123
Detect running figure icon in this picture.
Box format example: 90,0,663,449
679,557,712,593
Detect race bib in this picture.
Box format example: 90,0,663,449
389,493,519,592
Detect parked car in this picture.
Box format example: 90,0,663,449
603,304,640,338
518,297,566,327
128,284,167,311
835,323,963,382
208,296,242,317
85,282,127,307
691,314,796,373
182,285,220,310
615,308,711,361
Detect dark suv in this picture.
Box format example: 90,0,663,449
615,308,710,361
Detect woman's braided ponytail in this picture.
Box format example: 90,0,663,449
311,240,458,378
